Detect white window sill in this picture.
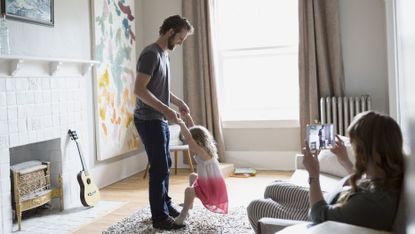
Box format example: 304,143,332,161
222,120,300,129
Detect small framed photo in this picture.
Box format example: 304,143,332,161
306,123,335,150
1,0,54,26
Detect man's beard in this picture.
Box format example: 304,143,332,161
167,33,176,50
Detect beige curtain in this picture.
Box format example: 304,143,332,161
182,0,225,161
299,0,345,146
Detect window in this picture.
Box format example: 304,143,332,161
214,0,299,123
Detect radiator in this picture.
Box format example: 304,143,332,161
319,95,371,136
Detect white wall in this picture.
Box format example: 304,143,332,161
339,0,389,113
141,0,184,101
394,0,415,230
7,1,90,58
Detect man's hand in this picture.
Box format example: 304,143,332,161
177,100,190,115
170,93,190,115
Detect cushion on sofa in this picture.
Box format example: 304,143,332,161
318,136,355,178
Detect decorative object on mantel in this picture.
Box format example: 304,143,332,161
91,0,141,161
0,0,54,26
0,14,11,54
0,55,99,77
10,160,63,231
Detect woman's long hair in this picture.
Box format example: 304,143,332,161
189,125,218,159
347,111,404,193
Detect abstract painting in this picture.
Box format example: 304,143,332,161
92,0,141,160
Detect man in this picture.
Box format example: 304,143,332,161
133,15,194,230
318,125,326,149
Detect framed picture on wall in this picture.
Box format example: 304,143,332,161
91,0,141,161
0,0,54,26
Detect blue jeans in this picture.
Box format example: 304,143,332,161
134,118,172,222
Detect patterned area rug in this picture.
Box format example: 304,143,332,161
103,205,254,234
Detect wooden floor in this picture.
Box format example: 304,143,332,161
72,169,293,233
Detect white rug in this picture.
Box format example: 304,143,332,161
13,200,125,234
103,205,254,234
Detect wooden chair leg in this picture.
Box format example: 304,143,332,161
185,149,194,172
59,174,64,211
174,151,178,175
143,163,149,179
17,204,22,231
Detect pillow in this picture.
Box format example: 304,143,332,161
318,136,355,178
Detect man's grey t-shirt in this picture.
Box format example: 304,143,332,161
134,43,170,120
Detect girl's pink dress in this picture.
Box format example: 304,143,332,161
192,155,228,214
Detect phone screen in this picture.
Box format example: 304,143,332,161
306,123,335,150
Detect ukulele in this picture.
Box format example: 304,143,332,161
68,129,100,207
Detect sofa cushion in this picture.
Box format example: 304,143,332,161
258,218,307,234
318,136,355,178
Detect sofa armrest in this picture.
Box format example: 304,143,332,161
295,153,305,170
258,217,307,234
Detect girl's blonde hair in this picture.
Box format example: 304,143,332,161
189,125,218,159
347,111,404,193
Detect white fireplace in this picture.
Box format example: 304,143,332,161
0,55,97,233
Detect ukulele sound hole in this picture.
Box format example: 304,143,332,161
87,178,91,184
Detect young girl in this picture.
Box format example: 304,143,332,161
174,112,228,225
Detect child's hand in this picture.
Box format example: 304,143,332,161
180,111,190,121
180,110,190,117
180,110,195,127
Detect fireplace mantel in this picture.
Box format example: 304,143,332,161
0,55,99,77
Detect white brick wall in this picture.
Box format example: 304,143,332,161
0,92,6,106
0,79,6,91
0,73,89,233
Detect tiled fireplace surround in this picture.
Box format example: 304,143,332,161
0,56,95,233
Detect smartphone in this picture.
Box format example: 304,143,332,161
306,123,335,150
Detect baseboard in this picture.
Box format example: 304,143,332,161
90,152,147,188
224,151,298,170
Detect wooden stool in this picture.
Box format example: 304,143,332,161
143,144,194,179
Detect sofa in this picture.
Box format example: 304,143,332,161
256,137,402,234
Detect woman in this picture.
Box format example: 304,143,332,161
304,111,404,231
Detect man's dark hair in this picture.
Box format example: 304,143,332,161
159,15,194,35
